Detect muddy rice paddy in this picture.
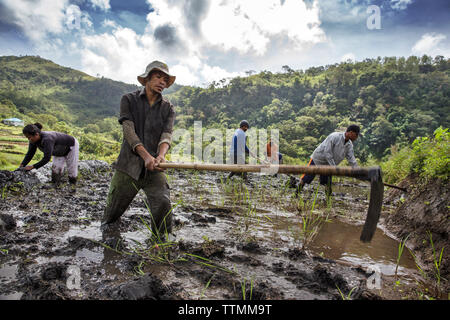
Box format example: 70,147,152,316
0,161,444,300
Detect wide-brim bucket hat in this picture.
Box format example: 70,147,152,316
137,61,176,88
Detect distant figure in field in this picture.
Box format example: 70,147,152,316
20,122,79,185
227,120,257,182
295,125,360,197
265,139,283,164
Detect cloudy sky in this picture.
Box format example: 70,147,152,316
0,0,449,86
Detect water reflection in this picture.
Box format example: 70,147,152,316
309,219,417,276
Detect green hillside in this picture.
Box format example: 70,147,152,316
168,55,450,161
0,55,448,174
0,55,140,124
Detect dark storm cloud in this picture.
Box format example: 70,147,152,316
154,23,181,47
183,0,210,35
0,2,21,32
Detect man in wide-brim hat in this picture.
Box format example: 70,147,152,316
137,60,176,88
101,60,176,242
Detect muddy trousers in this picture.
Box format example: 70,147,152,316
101,170,172,237
52,138,79,184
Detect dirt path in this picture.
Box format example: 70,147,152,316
0,161,443,300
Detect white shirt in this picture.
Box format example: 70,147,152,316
311,132,358,167
229,128,248,163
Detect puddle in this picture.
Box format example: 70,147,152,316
309,219,418,276
0,262,20,300
63,221,102,242
0,292,23,300
0,262,18,284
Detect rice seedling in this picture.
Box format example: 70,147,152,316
134,260,146,276
200,274,215,299
407,248,427,280
1,185,7,200
427,230,445,288
183,253,235,274
298,184,330,250
336,285,356,300
395,233,411,276
241,276,254,300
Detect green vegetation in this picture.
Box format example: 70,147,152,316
427,231,445,289
406,231,446,298
395,233,411,276
336,285,357,300
168,55,449,163
382,127,449,183
0,54,449,180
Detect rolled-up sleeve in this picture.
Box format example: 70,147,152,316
158,104,176,148
122,120,143,152
119,94,143,152
118,95,133,125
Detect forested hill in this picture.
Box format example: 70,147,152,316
168,55,449,160
0,55,449,163
0,55,142,125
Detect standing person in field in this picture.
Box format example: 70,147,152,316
295,125,360,197
20,123,79,185
265,138,283,177
101,61,176,242
228,120,256,182
265,139,283,164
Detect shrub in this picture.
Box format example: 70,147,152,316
382,127,449,183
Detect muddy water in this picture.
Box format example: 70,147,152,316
176,173,416,273
309,220,417,276
0,168,434,300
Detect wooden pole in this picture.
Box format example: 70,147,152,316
158,162,379,178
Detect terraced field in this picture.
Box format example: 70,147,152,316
0,124,34,171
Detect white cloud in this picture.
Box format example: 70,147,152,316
100,0,325,85
80,26,158,84
102,19,118,29
390,0,414,11
200,65,242,85
412,33,448,56
1,0,93,43
318,0,371,24
1,0,69,41
341,53,356,62
65,4,93,31
145,0,326,56
89,0,111,12
170,65,200,86
202,0,326,55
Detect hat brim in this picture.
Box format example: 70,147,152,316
137,67,176,88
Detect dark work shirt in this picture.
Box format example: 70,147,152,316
114,88,176,181
21,131,75,169
143,93,165,157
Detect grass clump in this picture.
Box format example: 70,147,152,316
382,127,449,184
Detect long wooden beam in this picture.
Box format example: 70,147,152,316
158,162,379,178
